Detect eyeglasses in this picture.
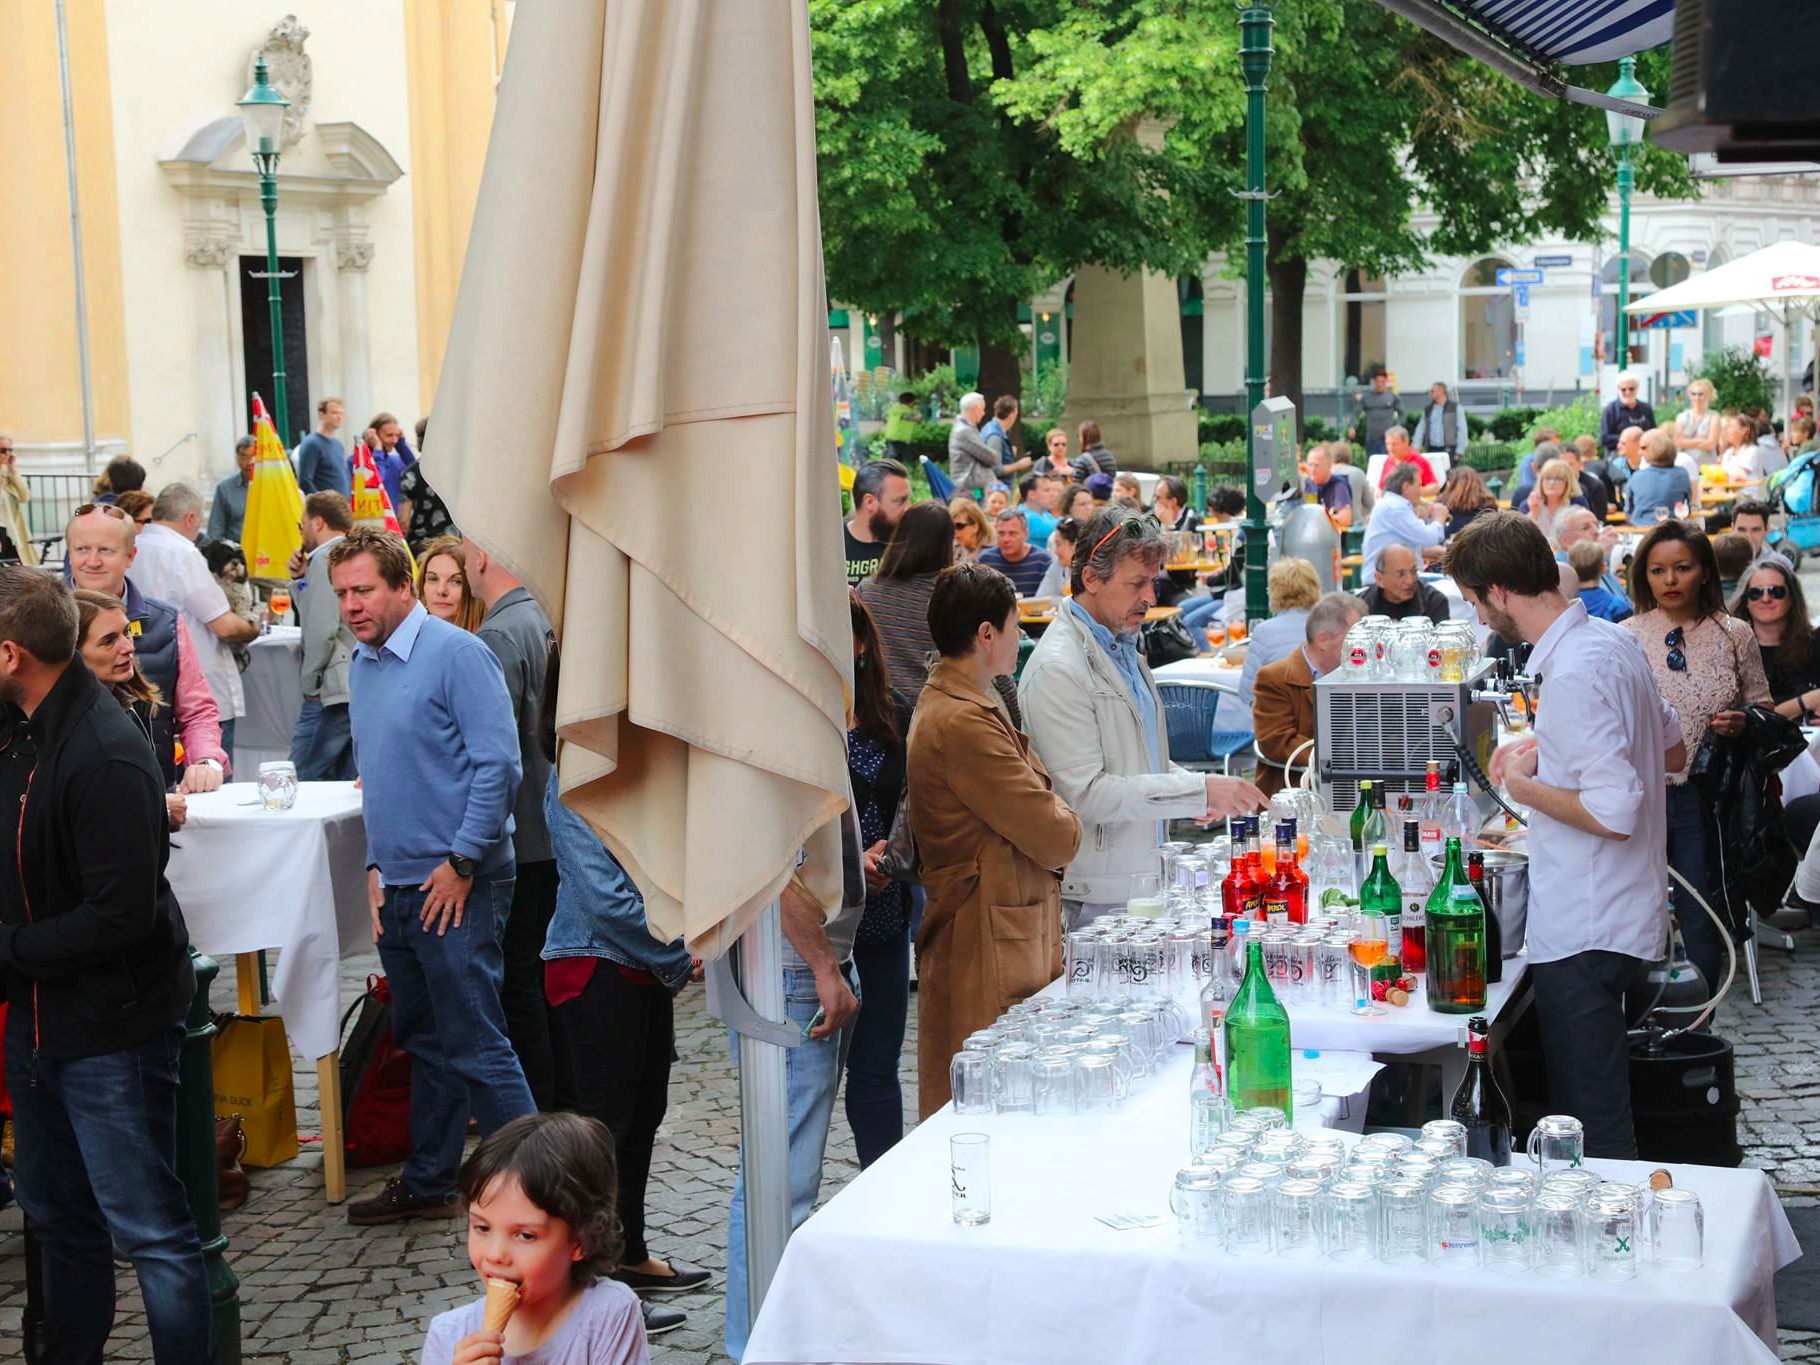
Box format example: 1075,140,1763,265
1747,584,1789,601
1619,386,1638,394
73,503,129,521
1665,625,1686,673
1086,513,1160,560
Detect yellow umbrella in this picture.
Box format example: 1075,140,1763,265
425,0,850,958
240,392,303,578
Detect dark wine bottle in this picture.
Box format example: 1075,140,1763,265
1467,851,1503,985
1449,1014,1513,1166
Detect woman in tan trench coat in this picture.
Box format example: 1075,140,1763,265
908,562,1081,1118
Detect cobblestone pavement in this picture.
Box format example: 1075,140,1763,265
1,922,1816,1362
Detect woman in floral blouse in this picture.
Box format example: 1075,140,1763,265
1623,520,1769,987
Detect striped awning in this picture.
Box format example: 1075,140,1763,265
1462,0,1675,65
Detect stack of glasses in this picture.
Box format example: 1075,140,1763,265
1339,615,1480,684
949,992,1192,1118
1172,1112,1706,1275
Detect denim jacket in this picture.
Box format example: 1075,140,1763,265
541,770,693,987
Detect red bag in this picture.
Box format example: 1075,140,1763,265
0,1003,10,1119
337,975,412,1168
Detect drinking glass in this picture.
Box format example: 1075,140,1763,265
1274,1179,1324,1259
1189,1089,1224,1156
1533,1187,1586,1278
1223,1175,1273,1256
1237,1161,1287,1194
949,1050,994,1116
1316,941,1347,1007
1074,1052,1120,1114
1419,1119,1468,1157
1348,912,1388,1017
1301,1131,1350,1161
1426,1184,1481,1268
1486,1169,1539,1201
1411,1137,1459,1162
1253,1131,1304,1166
1033,1052,1076,1118
1476,1186,1533,1271
1650,1188,1704,1270
1540,1169,1601,1203
1359,1132,1413,1155
1526,1115,1586,1172
1292,1078,1323,1117
1230,1106,1286,1135
1586,1183,1640,1281
1436,1157,1493,1191
1065,928,1100,998
1378,1179,1430,1266
1287,938,1316,1005
989,1043,1037,1114
950,1133,991,1227
258,760,299,812
1126,872,1165,919
1287,1154,1342,1188
1209,1130,1257,1162
1395,1154,1441,1189
1171,1167,1223,1244
1324,1181,1378,1263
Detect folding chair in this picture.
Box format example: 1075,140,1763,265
1156,677,1254,776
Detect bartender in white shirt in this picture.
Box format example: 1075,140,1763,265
1446,512,1687,1160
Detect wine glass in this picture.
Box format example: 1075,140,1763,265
1347,912,1388,1017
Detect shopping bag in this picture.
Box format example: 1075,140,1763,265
338,975,413,1168
211,1013,300,1167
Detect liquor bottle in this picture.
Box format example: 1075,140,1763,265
1417,759,1445,867
1221,832,1255,922
1227,915,1252,988
1200,918,1234,1085
1467,851,1504,985
1241,819,1266,918
1262,823,1308,925
1350,780,1374,851
1397,817,1431,972
1449,1015,1513,1166
1427,837,1487,1013
1358,842,1403,987
1189,1029,1225,1155
1361,784,1388,859
1444,780,1478,846
1224,938,1292,1118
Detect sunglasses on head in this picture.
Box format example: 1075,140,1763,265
1087,513,1160,560
73,503,129,521
1748,584,1789,601
1665,625,1686,673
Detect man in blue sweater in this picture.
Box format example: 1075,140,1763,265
330,528,532,1226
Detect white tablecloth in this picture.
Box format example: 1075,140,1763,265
1289,954,1527,1056
235,625,303,775
168,781,369,1059
747,1106,1799,1365
1154,656,1246,692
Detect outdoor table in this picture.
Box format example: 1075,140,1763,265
1164,558,1226,575
1154,655,1245,694
167,780,369,1202
234,624,303,775
746,1101,1799,1365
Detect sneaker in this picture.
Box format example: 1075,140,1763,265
346,1176,461,1226
641,1301,687,1337
614,1257,712,1295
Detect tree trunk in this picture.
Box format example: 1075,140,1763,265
1268,242,1308,441
977,341,1024,423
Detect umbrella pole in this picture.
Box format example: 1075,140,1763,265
733,900,792,1334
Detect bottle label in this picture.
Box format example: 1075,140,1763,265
1402,893,1426,929
1263,892,1291,924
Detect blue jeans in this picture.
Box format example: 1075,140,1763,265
376,876,535,1196
291,698,357,780
7,1023,213,1365
218,718,235,767
845,927,910,1168
724,963,855,1360
1666,782,1724,989
1179,593,1224,633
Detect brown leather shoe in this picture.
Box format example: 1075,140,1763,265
346,1175,460,1226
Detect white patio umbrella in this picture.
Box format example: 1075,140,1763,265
422,0,851,1328
1626,240,1820,419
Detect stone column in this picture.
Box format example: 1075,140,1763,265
335,228,374,434
185,224,239,484
1064,265,1198,469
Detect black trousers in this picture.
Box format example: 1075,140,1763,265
500,859,564,1110
1529,950,1653,1160
558,961,674,1265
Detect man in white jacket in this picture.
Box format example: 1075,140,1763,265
1021,508,1267,929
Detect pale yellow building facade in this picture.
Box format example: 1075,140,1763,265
0,2,510,486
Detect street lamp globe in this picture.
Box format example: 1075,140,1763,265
238,55,290,173
1604,55,1650,152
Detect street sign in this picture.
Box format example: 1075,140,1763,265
1251,396,1298,500
1513,284,1530,307
1534,255,1573,268
1495,267,1544,286
1635,310,1696,329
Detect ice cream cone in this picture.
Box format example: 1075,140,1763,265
482,1277,521,1333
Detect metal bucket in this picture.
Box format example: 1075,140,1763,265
1430,848,1527,958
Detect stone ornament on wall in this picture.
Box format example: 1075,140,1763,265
184,229,236,270
336,238,374,272
248,14,313,148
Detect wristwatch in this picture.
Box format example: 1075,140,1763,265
447,853,476,878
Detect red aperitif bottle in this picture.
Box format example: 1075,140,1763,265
1263,822,1308,925
1222,818,1257,921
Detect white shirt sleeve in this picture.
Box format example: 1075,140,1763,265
1553,685,1647,838
177,555,232,625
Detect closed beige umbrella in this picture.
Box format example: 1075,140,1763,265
427,0,851,957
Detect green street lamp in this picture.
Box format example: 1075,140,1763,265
1605,56,1650,370
239,56,292,446
1238,4,1274,621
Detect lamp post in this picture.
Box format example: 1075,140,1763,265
1238,4,1274,621
1605,56,1650,372
238,57,292,446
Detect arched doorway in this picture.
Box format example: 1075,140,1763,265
1600,250,1654,367
1459,257,1516,380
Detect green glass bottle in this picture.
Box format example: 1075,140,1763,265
1350,780,1374,852
1224,938,1292,1119
1427,837,1487,1013
1358,842,1403,986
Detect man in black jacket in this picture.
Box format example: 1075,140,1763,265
0,567,211,1364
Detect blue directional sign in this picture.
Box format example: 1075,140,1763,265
1514,284,1530,308
1496,267,1545,286
1636,310,1697,330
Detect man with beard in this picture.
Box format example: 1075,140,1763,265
844,458,911,585
1448,512,1685,1159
